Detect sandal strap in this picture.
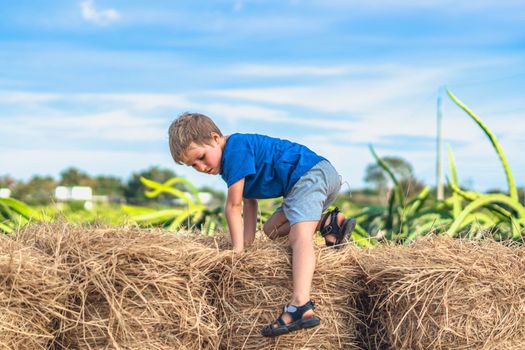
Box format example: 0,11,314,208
320,208,341,237
275,317,286,327
261,300,320,337
282,300,316,323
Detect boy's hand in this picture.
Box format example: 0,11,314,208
232,246,244,254
225,178,245,252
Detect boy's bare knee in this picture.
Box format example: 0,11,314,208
263,223,277,240
288,222,316,246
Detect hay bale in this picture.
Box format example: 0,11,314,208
361,236,525,349
0,235,67,350
205,236,364,349
15,223,223,350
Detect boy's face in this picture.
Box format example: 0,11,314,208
182,133,223,175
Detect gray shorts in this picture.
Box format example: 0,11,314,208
275,160,342,226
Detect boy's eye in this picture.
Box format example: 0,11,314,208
199,155,205,161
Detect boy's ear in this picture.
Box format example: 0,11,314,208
210,132,221,143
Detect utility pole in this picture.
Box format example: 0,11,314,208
436,90,444,200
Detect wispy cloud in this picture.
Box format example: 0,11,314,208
313,0,525,12
209,67,445,114
233,1,244,12
229,64,367,77
80,0,120,26
39,110,165,141
0,91,190,111
4,111,165,142
0,91,61,103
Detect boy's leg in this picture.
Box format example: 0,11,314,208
263,208,347,243
284,220,318,321
263,210,290,239
263,220,317,331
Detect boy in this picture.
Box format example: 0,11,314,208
168,112,356,337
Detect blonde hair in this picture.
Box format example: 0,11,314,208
168,112,223,164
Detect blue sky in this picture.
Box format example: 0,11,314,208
1,0,524,192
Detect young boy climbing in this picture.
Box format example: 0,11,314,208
168,112,356,337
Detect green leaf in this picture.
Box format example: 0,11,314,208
511,217,522,239
447,145,462,219
0,198,49,221
0,221,13,233
140,177,195,204
369,145,404,232
447,89,518,201
121,205,157,215
131,209,183,225
405,186,430,219
447,194,525,236
167,204,206,230
460,212,497,227
448,181,512,220
369,145,404,204
349,223,376,247
405,217,452,242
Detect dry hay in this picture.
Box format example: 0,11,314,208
360,236,525,349
0,235,67,350
14,223,223,350
207,237,364,349
2,223,365,349
2,222,525,350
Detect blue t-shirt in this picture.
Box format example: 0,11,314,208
220,133,325,199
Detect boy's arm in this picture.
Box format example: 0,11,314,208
243,198,258,246
225,178,245,252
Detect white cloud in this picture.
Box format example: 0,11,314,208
198,103,288,124
74,93,191,110
0,91,185,143
0,91,61,103
80,0,120,26
209,67,445,114
313,0,525,12
230,64,355,77
233,1,244,12
10,110,165,142
0,91,190,111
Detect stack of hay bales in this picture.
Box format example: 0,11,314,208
360,236,525,349
14,223,223,350
2,223,525,349
208,238,364,349
3,224,365,349
0,236,67,350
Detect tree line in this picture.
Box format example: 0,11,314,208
2,157,521,207
0,166,223,206
1,157,420,207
